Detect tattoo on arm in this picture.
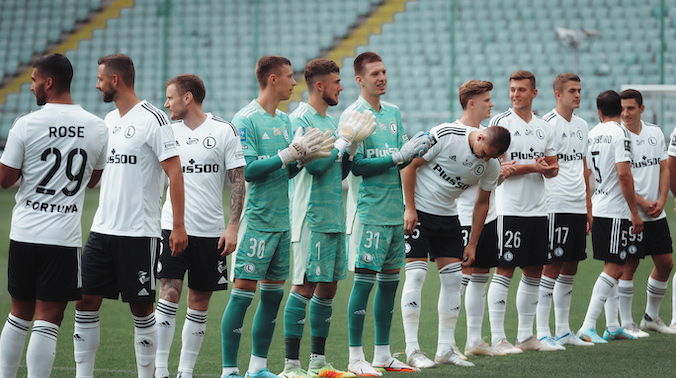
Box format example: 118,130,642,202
227,167,245,225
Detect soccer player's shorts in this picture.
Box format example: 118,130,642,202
635,218,672,258
157,230,227,291
460,219,500,269
496,215,550,267
591,217,639,264
355,224,406,272
81,232,160,303
292,222,347,285
8,240,81,302
547,213,588,262
405,210,463,260
234,228,290,281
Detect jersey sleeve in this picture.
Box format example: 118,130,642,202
290,113,311,133
669,127,676,158
581,120,589,159
396,108,406,149
422,125,443,162
658,131,668,161
233,115,258,158
146,112,178,162
0,117,26,169
222,122,246,170
478,159,501,192
544,121,557,157
94,122,109,170
613,126,632,163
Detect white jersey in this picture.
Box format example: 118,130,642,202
161,113,246,237
456,124,497,226
627,121,667,221
587,121,633,219
490,108,556,216
414,122,500,216
542,109,589,214
91,100,178,237
1,104,108,247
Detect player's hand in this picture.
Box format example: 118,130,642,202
335,110,377,156
298,129,336,167
646,200,664,218
218,225,238,257
586,213,593,235
499,160,517,181
404,206,418,235
169,226,188,256
462,245,476,268
535,157,558,178
392,131,434,165
630,212,644,234
278,127,324,165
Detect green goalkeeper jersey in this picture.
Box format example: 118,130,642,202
290,102,345,236
342,96,407,226
234,99,292,232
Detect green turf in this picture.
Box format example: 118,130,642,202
1,188,676,377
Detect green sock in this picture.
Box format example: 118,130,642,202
374,272,399,345
221,288,254,368
283,291,309,359
348,273,376,347
252,283,284,358
309,295,333,356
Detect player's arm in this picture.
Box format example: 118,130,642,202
87,170,104,188
219,166,244,256
583,158,593,234
341,152,353,179
351,152,397,176
644,159,669,218
161,156,188,255
401,157,427,235
305,149,339,175
0,163,20,189
669,156,676,200
617,161,643,234
463,187,491,267
243,155,297,181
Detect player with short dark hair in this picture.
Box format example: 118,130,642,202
576,90,643,343
0,53,108,378
73,53,188,378
153,74,246,378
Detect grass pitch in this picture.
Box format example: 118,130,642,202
1,188,676,377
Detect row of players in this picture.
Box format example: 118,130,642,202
0,50,672,378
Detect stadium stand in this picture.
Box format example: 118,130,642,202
0,0,673,139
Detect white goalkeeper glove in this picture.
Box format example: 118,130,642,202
391,131,434,165
278,126,324,166
298,129,336,167
334,110,377,156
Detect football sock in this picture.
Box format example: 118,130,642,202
155,299,178,376
26,320,59,378
178,308,208,377
465,273,489,347
221,288,254,368
133,313,157,378
0,314,30,377
487,274,511,345
348,273,375,347
516,276,540,342
617,279,634,327
401,261,427,356
374,273,399,347
437,262,461,356
581,272,616,331
604,283,620,332
460,273,472,297
251,283,284,359
74,310,100,378
536,275,556,339
283,291,309,360
309,295,332,356
553,274,574,337
645,276,668,321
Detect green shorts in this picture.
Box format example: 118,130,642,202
234,228,290,281
292,222,347,285
355,224,406,272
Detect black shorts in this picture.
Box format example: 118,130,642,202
547,213,588,262
405,211,464,260
591,217,639,264
497,215,550,267
81,232,159,303
158,230,227,291
635,218,672,258
8,240,81,302
460,219,500,268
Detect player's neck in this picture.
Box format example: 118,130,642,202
458,112,482,128
623,120,642,135
600,115,621,124
555,105,574,122
512,106,532,122
307,95,328,117
361,92,381,112
115,90,141,117
256,92,282,116
46,91,74,105
183,108,207,130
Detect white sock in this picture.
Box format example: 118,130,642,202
460,273,471,296
436,262,461,356
155,299,178,376
221,367,239,378
74,310,100,378
516,276,540,342
178,308,208,377
0,314,31,377
134,313,157,378
26,320,59,378
372,344,392,364
581,273,616,331
536,275,555,339
348,346,365,363
401,261,427,356
465,273,489,348
617,279,634,327
553,274,574,337
604,283,620,332
487,274,511,345
248,355,267,374
645,276,668,321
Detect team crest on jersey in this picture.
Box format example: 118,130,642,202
389,121,397,135
138,270,150,284
273,127,282,136
535,129,545,140
203,136,216,149
554,247,564,257
125,125,136,138
628,245,638,255
648,137,657,146
187,137,199,145
244,263,255,273
503,251,513,262
112,126,122,134
474,164,485,175
315,266,321,276
576,130,584,140
362,253,373,263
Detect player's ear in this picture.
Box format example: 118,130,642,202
44,77,54,91
355,75,363,87
184,90,193,104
